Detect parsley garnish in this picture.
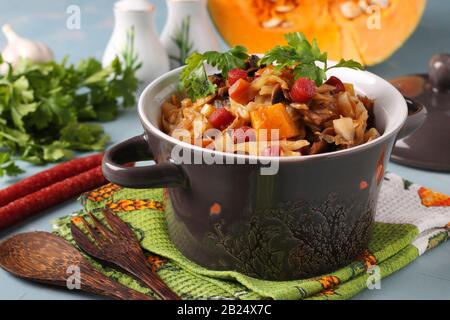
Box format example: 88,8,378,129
260,32,364,85
180,53,216,102
203,46,249,77
180,33,363,101
180,46,249,101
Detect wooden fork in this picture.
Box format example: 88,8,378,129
70,209,180,300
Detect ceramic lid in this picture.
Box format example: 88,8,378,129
115,0,154,11
390,54,450,171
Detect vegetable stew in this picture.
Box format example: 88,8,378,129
161,32,380,157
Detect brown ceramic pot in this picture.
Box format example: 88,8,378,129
103,67,425,280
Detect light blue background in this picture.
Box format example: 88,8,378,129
0,0,449,300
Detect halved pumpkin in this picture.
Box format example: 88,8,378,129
208,0,426,65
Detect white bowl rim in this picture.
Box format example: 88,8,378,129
138,65,408,163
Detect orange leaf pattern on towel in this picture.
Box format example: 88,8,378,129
147,254,168,273
71,216,82,224
87,183,122,202
106,199,165,212
317,289,339,297
318,276,340,290
357,249,377,269
418,187,450,207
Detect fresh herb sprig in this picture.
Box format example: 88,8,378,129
203,46,249,77
181,53,216,102
260,32,364,85
180,46,249,101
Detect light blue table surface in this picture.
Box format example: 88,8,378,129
0,0,449,300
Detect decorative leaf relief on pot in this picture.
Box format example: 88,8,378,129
281,194,375,278
208,194,375,280
209,215,287,279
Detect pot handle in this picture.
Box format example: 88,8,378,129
397,97,427,140
102,134,186,188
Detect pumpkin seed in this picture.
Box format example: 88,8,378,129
262,17,282,28
340,1,363,19
369,0,390,9
358,0,369,12
275,5,295,13
280,20,294,28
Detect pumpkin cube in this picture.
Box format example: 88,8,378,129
250,103,300,140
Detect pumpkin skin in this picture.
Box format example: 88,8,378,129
208,0,426,66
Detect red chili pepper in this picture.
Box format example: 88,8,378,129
208,108,236,130
290,77,316,103
232,126,256,143
227,68,248,86
0,166,106,231
0,153,103,207
325,76,345,93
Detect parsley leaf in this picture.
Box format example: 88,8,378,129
60,123,110,151
260,32,364,86
203,46,249,77
293,63,327,86
259,45,298,69
180,53,216,101
328,59,364,71
180,47,249,101
285,32,327,65
0,152,24,177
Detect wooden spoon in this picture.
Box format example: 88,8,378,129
0,232,153,300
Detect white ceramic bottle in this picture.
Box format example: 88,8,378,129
160,0,221,69
103,0,170,89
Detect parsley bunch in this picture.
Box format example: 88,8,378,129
0,54,139,177
260,32,364,85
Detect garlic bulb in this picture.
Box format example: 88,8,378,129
1,24,53,67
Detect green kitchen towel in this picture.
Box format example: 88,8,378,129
52,173,450,300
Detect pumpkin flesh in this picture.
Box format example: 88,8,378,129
208,0,427,66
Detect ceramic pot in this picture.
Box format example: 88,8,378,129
160,0,220,69
102,66,426,280
102,0,169,89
